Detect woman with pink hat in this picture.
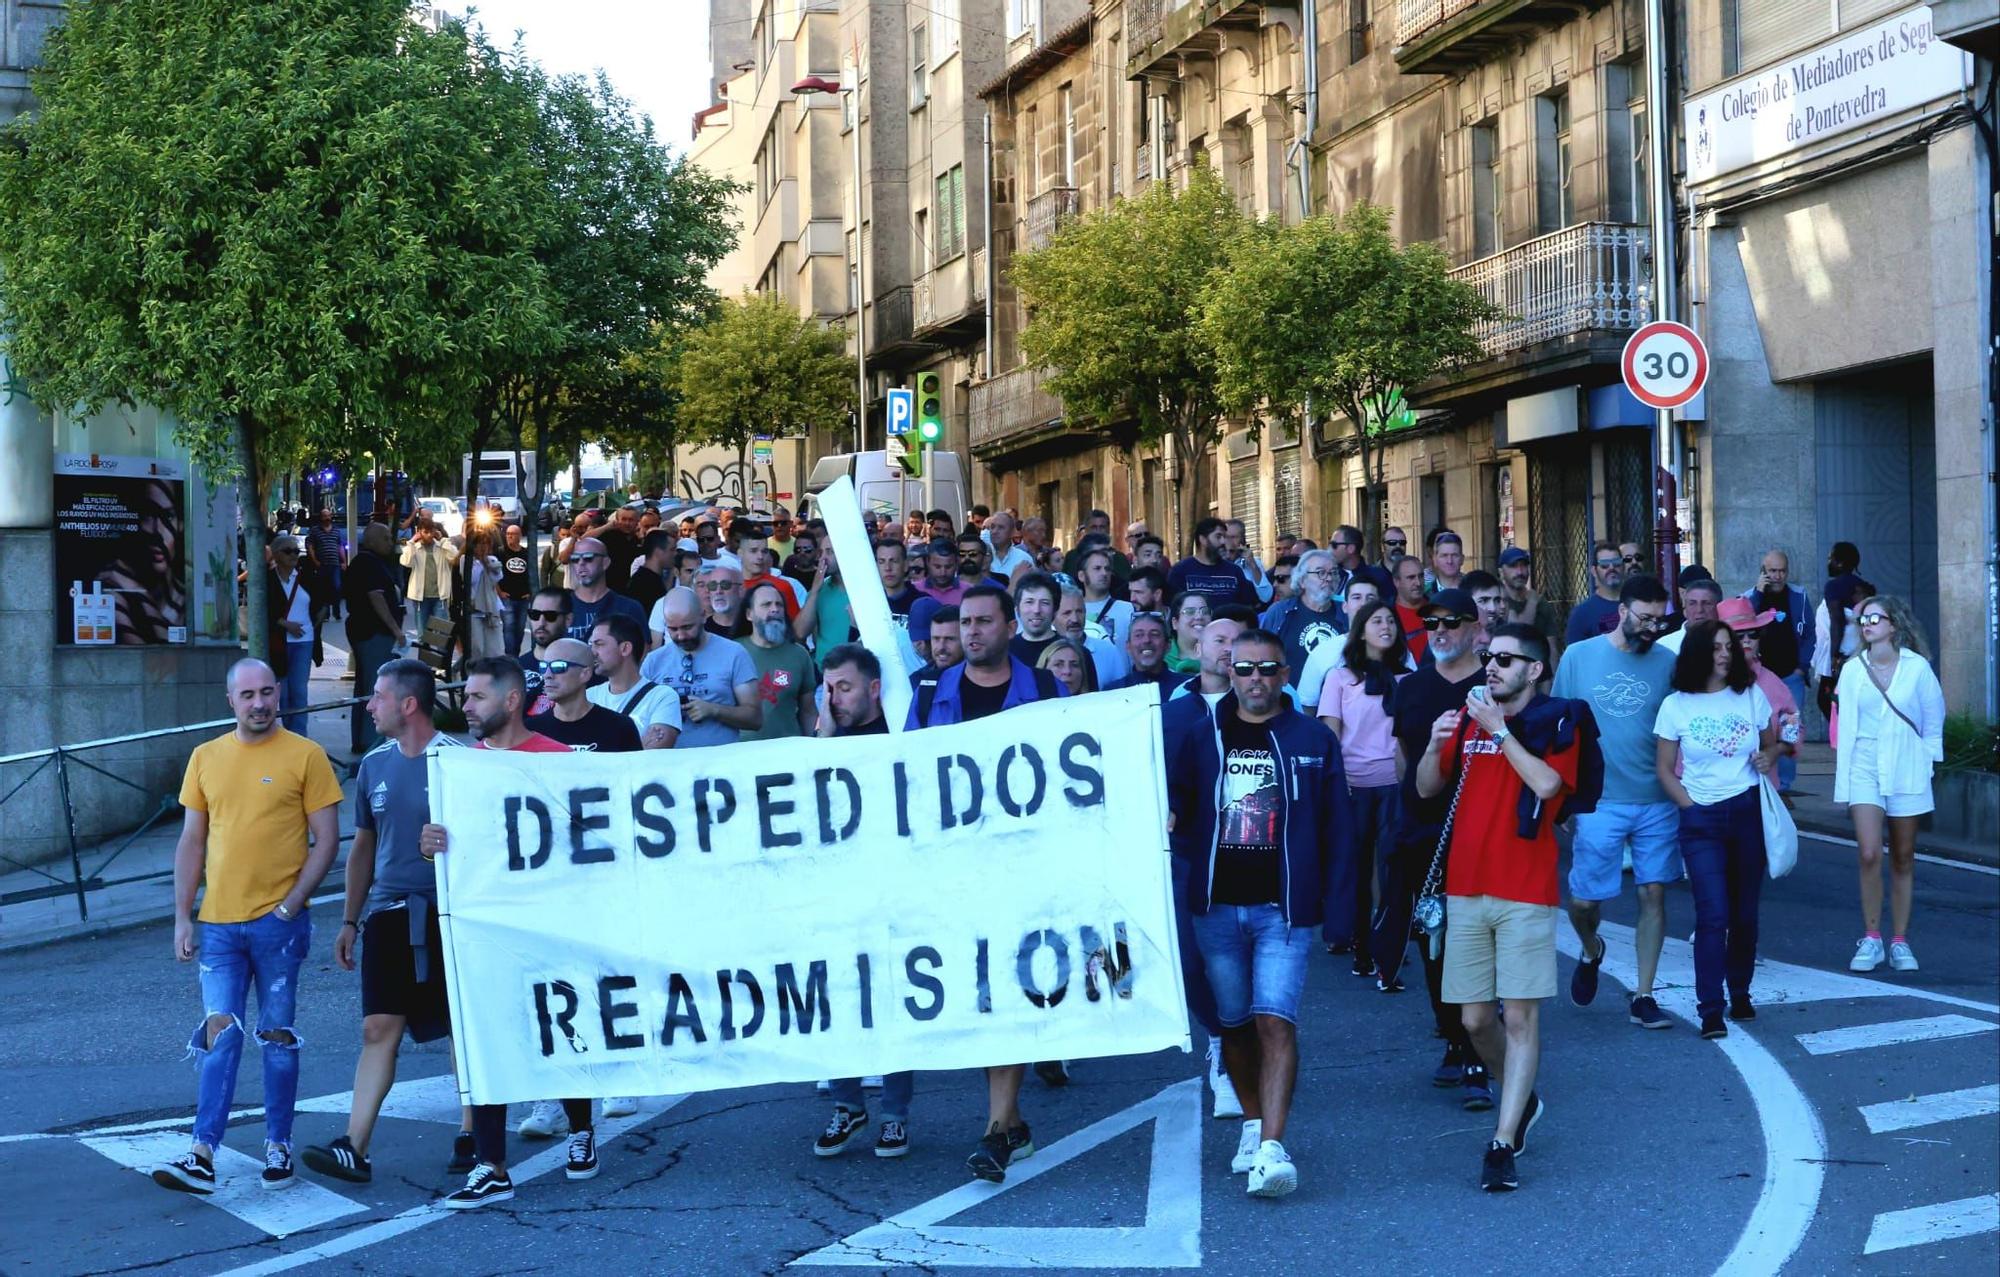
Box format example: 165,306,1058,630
1718,597,1803,791
1832,596,1947,974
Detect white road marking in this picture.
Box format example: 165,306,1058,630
792,1077,1203,1268
206,1095,684,1275
295,1072,466,1127
1860,1085,2000,1134
81,1131,366,1238
1862,1193,2000,1254
1556,923,1826,1277
1795,1015,1998,1056
1797,830,2000,877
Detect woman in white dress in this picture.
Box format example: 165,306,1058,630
1833,595,1946,974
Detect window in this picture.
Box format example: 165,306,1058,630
757,255,781,299
934,0,961,55
1348,0,1370,65
910,22,928,109
1729,0,1836,76
845,229,859,311
1022,107,1039,195
1605,62,1645,224
934,165,967,262
756,123,780,212
759,0,775,76
1534,89,1572,234
1060,84,1076,186
914,208,929,275
1471,119,1500,257
1008,0,1039,42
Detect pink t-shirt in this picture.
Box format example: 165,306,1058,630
1318,667,1404,788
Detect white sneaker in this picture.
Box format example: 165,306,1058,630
1849,936,1885,972
518,1100,568,1139
1889,940,1919,972
1246,1140,1298,1198
1208,1041,1244,1120
1230,1119,1263,1174
601,1096,638,1119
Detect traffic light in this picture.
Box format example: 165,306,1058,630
916,370,944,445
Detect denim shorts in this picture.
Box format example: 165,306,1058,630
1568,800,1683,900
1190,903,1314,1028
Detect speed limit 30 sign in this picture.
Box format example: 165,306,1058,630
1621,320,1709,410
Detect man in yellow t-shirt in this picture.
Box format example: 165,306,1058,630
151,659,343,1198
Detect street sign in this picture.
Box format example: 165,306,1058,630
1621,321,1709,410
886,386,914,437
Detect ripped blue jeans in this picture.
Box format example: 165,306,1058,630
189,909,312,1149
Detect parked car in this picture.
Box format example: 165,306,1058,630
417,496,464,539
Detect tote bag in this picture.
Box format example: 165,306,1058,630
1760,776,1798,878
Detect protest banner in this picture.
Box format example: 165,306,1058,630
816,473,915,731
434,686,1186,1106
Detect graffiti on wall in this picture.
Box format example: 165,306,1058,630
678,462,781,506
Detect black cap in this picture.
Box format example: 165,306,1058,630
1420,588,1478,619
1677,563,1715,587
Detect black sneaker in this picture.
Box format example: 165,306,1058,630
1569,936,1604,1007
1350,954,1376,979
814,1105,870,1158
1006,1123,1035,1162
967,1129,1013,1183
302,1135,371,1184
441,1162,515,1209
1461,1064,1494,1112
1628,995,1672,1030
564,1129,598,1181
1376,970,1405,993
874,1120,910,1159
1728,996,1757,1022
151,1150,216,1196
1034,1060,1071,1088
1325,939,1354,956
1511,1092,1545,1158
447,1131,478,1174
1700,1012,1729,1039
261,1143,295,1192
1481,1140,1519,1192
1432,1043,1465,1089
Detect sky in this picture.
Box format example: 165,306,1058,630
450,1,718,153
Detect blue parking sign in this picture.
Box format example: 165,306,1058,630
886,386,913,437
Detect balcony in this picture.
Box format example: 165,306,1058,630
1128,0,1271,77
1452,222,1649,358
970,363,1067,459
1023,186,1081,252
1394,0,1608,76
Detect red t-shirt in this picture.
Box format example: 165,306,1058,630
1441,719,1579,906
1396,603,1430,661
478,732,570,753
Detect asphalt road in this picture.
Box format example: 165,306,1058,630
0,831,1993,1277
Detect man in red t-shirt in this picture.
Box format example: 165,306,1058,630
1416,624,1577,1194
419,656,589,1211
1393,556,1431,661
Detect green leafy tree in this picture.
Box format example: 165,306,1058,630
676,293,851,496
0,0,553,655
1201,204,1500,558
1012,164,1248,546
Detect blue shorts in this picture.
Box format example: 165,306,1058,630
1190,904,1314,1028
1569,800,1682,901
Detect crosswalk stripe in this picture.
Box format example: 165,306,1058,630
1795,1015,1998,1056
1863,1194,2000,1254
294,1072,466,1128
1860,1085,2000,1134
81,1131,366,1238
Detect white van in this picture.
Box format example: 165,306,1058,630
803,450,966,526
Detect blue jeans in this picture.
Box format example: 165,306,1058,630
411,596,445,637
1171,855,1220,1041
349,631,397,754
501,596,526,658
1327,783,1399,951
1191,903,1314,1027
829,1072,914,1123
1680,787,1765,1018
280,640,312,726
1780,672,1806,791
188,910,312,1149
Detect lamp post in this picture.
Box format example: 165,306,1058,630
793,73,867,453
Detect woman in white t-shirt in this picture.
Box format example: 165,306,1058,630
1655,620,1779,1040
1832,595,1946,975
1317,600,1409,983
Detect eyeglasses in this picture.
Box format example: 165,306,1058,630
571,553,604,563
527,609,567,621
698,580,740,592
1230,660,1283,677
1479,651,1533,670
1594,558,1622,570
1423,615,1474,631
274,548,298,556
1858,612,1888,626
542,659,585,676
1271,574,1293,586
1303,567,1336,579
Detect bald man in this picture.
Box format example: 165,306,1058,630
345,522,407,755
563,535,645,643
639,587,761,748
526,638,642,753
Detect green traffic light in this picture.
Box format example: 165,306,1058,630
916,372,944,444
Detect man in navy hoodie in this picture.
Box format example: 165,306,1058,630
1167,628,1353,1200
906,585,1065,1184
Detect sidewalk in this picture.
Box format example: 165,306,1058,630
1783,741,1995,867
0,632,383,952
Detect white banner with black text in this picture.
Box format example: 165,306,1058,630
433,687,1186,1106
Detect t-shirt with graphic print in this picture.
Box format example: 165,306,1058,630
1550,633,1675,804
355,732,463,914
1211,707,1283,906
744,640,817,741
1653,685,1773,807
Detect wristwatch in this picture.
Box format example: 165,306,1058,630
1490,726,1513,747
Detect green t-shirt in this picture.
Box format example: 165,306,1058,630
745,640,818,740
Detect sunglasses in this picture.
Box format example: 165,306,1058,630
1858,612,1888,626
1384,539,1407,548
527,608,567,621
1230,660,1283,677
1622,555,1645,565
1422,615,1474,631
570,553,605,563
1479,650,1533,670
1595,558,1622,569
542,659,586,676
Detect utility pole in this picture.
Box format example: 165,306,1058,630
1645,0,1682,587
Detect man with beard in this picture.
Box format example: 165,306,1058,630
1264,549,1346,690
1054,582,1125,688
1740,548,1814,791
640,587,761,748
1564,541,1626,644
586,614,680,748
1552,575,1677,1028
625,529,675,622
1498,547,1563,658
1168,518,1260,609
595,504,641,594
1463,570,1508,648
1110,611,1183,694
1127,565,1167,617
743,581,817,739
564,536,645,643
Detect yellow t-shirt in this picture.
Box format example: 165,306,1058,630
179,729,344,923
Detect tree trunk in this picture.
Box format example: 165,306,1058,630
1172,423,1210,555
236,415,268,663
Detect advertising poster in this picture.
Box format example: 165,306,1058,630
53,454,189,646
185,466,239,645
